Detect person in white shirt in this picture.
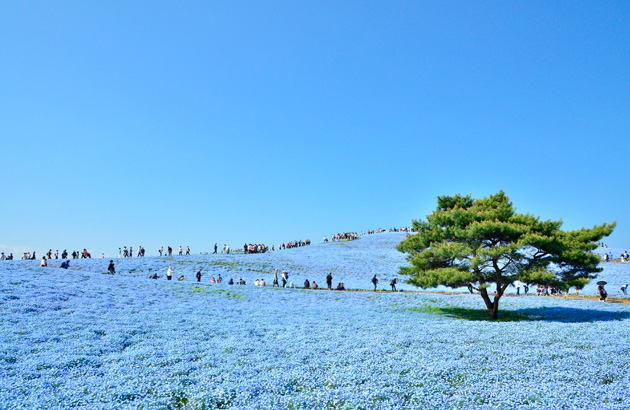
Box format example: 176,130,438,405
166,266,173,281
254,279,260,286
40,257,47,267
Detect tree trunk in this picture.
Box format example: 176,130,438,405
489,290,504,320
480,287,502,320
489,300,499,320
479,288,495,318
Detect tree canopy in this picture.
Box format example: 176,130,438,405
397,191,615,320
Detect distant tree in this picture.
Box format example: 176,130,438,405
397,191,615,320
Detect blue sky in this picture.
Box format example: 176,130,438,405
1,1,628,257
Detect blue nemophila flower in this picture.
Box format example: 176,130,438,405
1,234,629,409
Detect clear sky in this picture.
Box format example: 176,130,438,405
1,1,628,257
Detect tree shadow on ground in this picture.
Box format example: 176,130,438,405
413,306,630,323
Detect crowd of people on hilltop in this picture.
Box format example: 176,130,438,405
5,248,95,263
0,252,14,260
244,243,268,254
326,232,359,242
365,227,413,235
240,240,312,254
2,227,415,261
21,252,36,260
601,251,630,262
279,240,310,250
323,227,414,243
118,246,147,257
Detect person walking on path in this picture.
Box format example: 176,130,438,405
213,243,218,254
107,260,116,275
196,268,203,282
186,246,190,256
281,271,288,288
598,284,608,302
273,269,279,287
390,278,397,291
179,246,183,256
326,273,333,290
372,275,378,291
166,266,173,281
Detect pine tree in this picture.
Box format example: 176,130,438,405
397,191,615,320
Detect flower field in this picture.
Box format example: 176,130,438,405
2,234,630,409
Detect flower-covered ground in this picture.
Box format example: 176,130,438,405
2,233,630,409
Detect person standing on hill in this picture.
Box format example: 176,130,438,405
281,271,288,288
390,278,397,291
273,269,279,287
108,260,116,275
166,266,173,281
186,246,190,256
326,273,333,290
213,243,218,254
196,268,203,282
179,246,183,256
40,257,47,267
372,275,378,291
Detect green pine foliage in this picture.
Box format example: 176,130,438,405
397,191,615,320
